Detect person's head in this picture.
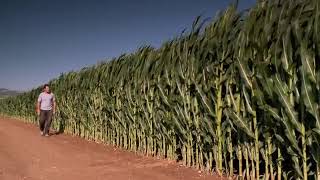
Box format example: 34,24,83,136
43,84,50,93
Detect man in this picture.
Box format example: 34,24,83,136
36,84,56,137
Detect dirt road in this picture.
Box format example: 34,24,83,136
0,117,224,180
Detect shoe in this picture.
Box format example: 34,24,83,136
40,131,44,136
45,134,50,137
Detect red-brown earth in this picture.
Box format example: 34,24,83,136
0,117,226,180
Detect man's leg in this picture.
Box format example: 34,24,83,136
44,110,53,136
39,110,46,135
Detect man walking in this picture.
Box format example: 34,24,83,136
36,84,56,137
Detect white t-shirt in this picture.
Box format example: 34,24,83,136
37,92,55,110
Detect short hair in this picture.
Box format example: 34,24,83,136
43,84,49,89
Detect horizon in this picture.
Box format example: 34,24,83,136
0,0,255,91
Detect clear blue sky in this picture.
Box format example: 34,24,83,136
0,0,255,91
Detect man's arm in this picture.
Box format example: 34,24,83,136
36,101,41,115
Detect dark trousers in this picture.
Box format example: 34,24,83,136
39,110,53,135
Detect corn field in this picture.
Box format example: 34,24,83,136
1,0,320,179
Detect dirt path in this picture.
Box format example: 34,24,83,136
0,117,224,180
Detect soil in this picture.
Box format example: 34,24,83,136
0,117,226,180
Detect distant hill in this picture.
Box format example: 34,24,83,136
0,88,21,98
